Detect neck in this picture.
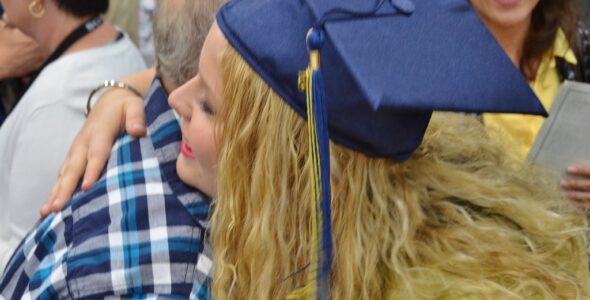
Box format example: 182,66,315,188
481,18,531,68
31,9,117,61
32,12,93,59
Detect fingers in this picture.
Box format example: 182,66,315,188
42,86,147,216
564,192,590,212
123,97,147,138
562,189,590,203
561,173,590,210
41,183,60,217
47,144,89,214
80,97,142,189
82,134,116,190
46,125,118,213
561,178,590,191
567,163,590,177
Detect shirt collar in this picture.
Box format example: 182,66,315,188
550,28,577,66
534,29,576,90
144,78,212,226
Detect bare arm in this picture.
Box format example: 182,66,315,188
41,68,155,216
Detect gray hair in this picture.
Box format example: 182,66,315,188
153,0,225,86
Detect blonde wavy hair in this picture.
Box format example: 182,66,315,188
210,45,590,299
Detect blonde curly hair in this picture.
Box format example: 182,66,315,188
209,45,590,299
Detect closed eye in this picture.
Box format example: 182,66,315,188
201,100,215,116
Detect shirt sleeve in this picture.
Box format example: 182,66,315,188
0,212,71,299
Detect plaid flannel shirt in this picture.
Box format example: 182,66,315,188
0,79,213,299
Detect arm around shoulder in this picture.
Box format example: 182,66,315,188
43,68,156,216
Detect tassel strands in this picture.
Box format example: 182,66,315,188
289,27,332,300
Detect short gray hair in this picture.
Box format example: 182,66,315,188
153,0,225,86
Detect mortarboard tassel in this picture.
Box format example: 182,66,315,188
288,27,333,300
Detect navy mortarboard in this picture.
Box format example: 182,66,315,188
217,0,546,298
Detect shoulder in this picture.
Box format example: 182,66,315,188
22,36,146,110
0,210,73,299
36,33,146,86
90,32,147,71
62,132,206,298
62,34,146,81
0,134,208,298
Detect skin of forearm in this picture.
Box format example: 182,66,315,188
119,68,156,97
95,68,156,102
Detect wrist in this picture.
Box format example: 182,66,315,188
86,80,143,117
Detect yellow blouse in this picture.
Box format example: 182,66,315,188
483,30,577,158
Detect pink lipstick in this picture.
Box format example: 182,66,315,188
181,140,195,158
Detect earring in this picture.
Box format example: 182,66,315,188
29,0,45,18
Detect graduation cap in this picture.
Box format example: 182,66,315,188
216,0,546,298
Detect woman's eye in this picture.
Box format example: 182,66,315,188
201,100,215,116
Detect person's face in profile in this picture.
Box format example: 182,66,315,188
168,22,227,198
470,0,540,29
0,0,33,34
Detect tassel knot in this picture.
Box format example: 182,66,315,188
307,28,325,51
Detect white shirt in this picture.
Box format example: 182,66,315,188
139,0,156,67
0,34,146,271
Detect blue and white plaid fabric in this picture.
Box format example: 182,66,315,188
0,79,213,299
